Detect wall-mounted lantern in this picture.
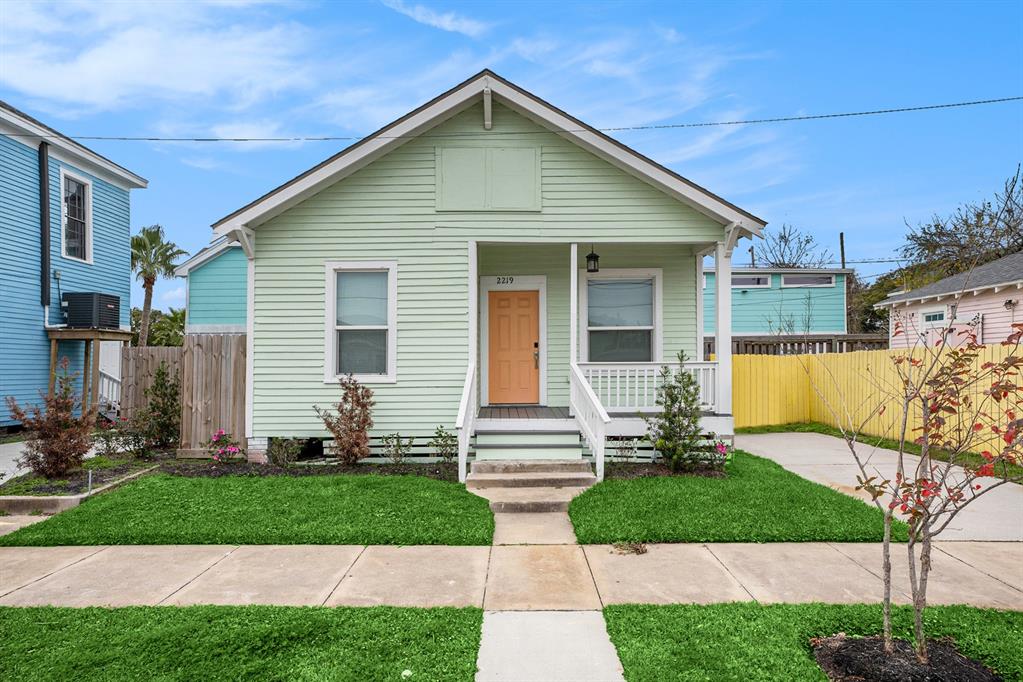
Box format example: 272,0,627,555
586,244,600,273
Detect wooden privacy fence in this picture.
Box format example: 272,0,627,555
734,344,1017,452
705,334,887,358
121,334,246,456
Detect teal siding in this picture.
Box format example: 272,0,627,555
187,246,247,327
703,272,847,334
0,133,133,425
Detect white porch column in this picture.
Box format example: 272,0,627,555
569,243,578,363
694,251,704,361
714,241,732,414
468,240,478,361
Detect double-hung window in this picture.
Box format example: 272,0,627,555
584,270,661,362
325,261,397,382
62,172,91,262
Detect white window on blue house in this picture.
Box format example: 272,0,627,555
731,274,770,288
582,269,663,363
324,261,397,383
781,273,834,287
61,171,92,262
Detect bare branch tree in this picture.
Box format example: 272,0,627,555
758,224,833,268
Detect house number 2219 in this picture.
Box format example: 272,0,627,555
496,277,514,284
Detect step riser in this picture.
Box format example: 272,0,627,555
467,476,596,489
471,460,593,474
475,432,581,447
474,447,583,460
489,500,571,513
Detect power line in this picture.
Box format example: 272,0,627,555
6,95,1021,143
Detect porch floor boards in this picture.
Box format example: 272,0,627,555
478,406,571,420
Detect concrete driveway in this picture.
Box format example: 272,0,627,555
736,432,1023,541
0,441,27,482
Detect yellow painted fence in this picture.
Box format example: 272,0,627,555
734,345,1017,450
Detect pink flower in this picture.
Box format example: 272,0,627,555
715,442,727,456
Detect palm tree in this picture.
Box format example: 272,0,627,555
131,225,186,347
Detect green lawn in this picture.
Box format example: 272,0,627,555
604,603,1023,681
0,473,493,546
738,421,1023,480
570,451,908,543
0,606,482,681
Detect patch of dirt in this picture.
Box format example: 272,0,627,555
812,634,1001,682
612,541,648,555
159,459,460,482
604,462,726,480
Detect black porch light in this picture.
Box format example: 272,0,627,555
586,244,600,273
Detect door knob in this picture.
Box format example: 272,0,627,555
533,350,539,369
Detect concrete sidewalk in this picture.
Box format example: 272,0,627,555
2,540,1020,610
736,432,1023,541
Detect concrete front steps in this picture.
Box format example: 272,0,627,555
466,460,597,513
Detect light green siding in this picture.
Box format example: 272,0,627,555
703,272,847,334
252,101,725,438
187,246,248,327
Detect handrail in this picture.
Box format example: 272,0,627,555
98,370,122,410
569,362,611,481
577,361,717,413
455,362,477,483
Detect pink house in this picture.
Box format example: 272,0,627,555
877,252,1023,349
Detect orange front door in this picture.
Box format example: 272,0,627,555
488,290,540,404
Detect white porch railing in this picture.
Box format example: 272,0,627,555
569,362,612,480
455,362,478,483
98,370,121,412
577,361,718,413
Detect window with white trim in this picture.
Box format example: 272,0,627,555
781,273,834,287
325,262,397,382
731,274,770,288
62,173,91,261
922,309,946,327
586,277,655,362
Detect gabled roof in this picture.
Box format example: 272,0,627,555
212,69,765,237
173,237,240,277
0,100,148,190
876,251,1023,307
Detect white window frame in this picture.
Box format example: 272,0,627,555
323,260,398,384
60,168,93,264
731,274,771,288
780,273,835,288
579,268,663,363
921,307,947,329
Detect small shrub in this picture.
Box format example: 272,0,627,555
93,420,122,457
314,375,375,465
206,429,243,463
267,437,303,468
141,361,180,449
119,415,153,459
645,350,712,472
429,425,458,463
381,433,414,464
5,358,96,478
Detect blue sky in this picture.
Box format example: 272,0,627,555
2,0,1021,310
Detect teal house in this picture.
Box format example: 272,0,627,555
1,101,147,426
703,267,850,338
184,70,769,482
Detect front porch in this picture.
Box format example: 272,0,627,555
456,240,738,482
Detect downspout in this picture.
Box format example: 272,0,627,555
38,141,64,329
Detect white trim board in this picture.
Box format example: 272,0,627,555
323,260,399,384
578,268,664,363
186,324,246,334
58,167,93,264
213,70,764,238
479,275,548,407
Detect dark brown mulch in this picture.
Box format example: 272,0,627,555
812,634,1001,682
159,459,460,482
603,462,726,480
0,452,172,496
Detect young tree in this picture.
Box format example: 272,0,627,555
131,226,186,348
757,223,833,268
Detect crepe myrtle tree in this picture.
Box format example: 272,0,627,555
803,317,1022,665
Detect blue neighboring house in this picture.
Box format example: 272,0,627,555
0,101,147,427
703,267,850,338
172,237,248,335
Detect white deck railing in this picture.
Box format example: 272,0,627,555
577,361,717,413
455,362,478,483
98,370,122,412
569,362,612,481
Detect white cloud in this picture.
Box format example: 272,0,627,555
160,285,186,307
208,120,305,150
381,0,491,38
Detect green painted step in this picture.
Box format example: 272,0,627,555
475,431,581,447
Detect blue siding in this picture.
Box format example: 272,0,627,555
186,246,247,327
0,134,133,425
704,272,847,334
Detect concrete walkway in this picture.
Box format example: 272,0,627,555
736,432,1023,541
3,539,1020,610
0,440,27,482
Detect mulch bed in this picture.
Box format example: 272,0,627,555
159,459,460,482
603,462,726,480
0,453,171,496
812,634,1001,682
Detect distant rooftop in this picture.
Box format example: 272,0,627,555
879,251,1023,306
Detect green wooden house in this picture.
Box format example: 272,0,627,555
187,70,766,481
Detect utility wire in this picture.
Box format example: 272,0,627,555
6,96,1021,143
